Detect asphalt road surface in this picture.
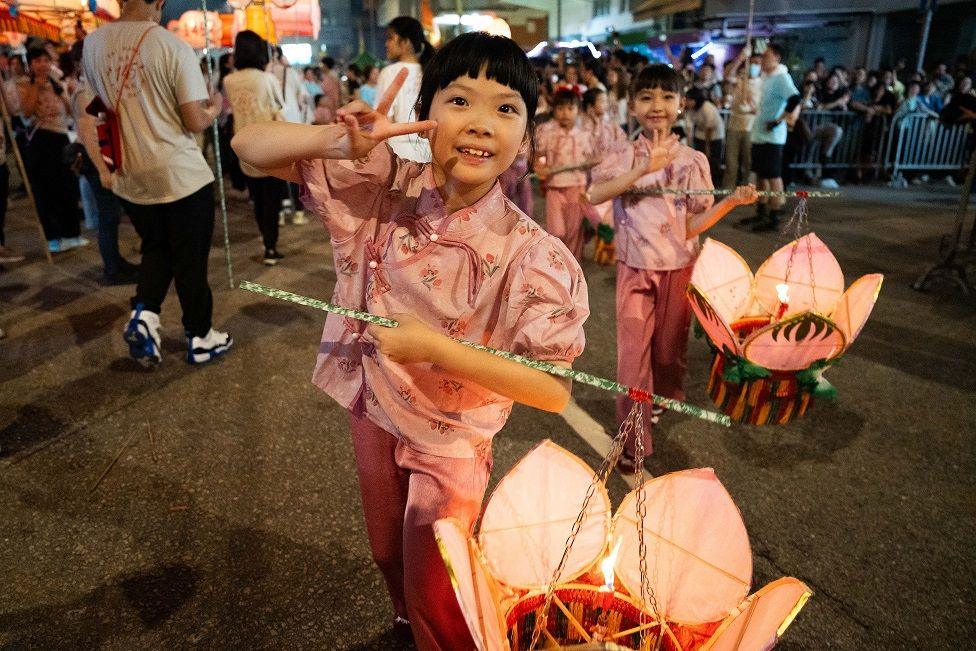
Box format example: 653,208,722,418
2,183,974,649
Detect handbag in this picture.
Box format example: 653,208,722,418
85,25,155,173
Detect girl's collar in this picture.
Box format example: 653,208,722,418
411,166,508,236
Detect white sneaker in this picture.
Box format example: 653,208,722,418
123,305,162,368
819,178,840,189
186,328,233,365
61,236,91,250
291,210,308,225
945,176,957,187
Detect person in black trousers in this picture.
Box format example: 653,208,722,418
19,47,85,253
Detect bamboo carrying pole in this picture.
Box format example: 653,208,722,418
0,81,53,263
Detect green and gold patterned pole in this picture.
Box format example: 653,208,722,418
240,280,732,427
626,188,840,198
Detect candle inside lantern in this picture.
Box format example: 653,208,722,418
775,282,791,320
597,539,622,611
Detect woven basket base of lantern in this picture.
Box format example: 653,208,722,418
506,585,662,650
707,352,814,425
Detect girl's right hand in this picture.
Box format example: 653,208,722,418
641,131,680,175
334,68,437,160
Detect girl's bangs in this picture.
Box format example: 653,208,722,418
419,33,538,119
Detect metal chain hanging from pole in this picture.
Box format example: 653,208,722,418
528,403,660,650
200,0,234,289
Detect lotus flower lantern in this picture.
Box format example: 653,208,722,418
687,234,883,425
435,440,811,650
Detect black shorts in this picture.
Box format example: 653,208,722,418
751,143,784,180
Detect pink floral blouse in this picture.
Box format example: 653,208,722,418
582,115,627,151
534,120,596,188
591,137,714,271
298,144,589,458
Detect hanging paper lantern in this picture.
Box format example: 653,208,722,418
435,440,811,650
269,0,319,40
244,0,275,43
688,234,883,425
168,10,222,50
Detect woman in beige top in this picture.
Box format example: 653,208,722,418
223,31,287,265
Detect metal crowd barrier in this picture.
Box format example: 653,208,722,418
711,109,969,181
884,114,972,186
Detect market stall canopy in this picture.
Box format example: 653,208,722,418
1,0,120,42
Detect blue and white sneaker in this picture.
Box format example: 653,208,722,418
123,305,162,368
186,328,233,365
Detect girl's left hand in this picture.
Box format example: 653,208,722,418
365,314,442,365
730,183,759,206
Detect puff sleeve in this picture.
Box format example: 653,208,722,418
296,143,403,243
590,139,632,186
685,149,716,215
494,236,590,362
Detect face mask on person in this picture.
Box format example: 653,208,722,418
749,63,761,78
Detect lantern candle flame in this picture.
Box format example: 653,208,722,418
775,282,791,320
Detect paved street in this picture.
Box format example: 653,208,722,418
1,181,974,649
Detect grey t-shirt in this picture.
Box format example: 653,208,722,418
82,20,215,204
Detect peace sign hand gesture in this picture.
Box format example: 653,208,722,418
334,68,437,160
641,130,680,175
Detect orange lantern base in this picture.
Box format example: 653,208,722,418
506,585,654,650
705,319,815,426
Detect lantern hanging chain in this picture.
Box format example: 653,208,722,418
199,0,234,289
631,404,661,649
779,197,820,313
528,411,636,651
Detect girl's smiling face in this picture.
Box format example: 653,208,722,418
426,70,529,194
630,86,682,133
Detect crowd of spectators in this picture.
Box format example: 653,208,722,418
529,44,976,188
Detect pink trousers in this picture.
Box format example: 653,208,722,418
615,263,694,456
348,406,491,651
544,185,586,260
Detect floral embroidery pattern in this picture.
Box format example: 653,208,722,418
547,249,565,270
547,307,571,323
398,386,417,405
440,316,468,337
659,222,673,236
481,253,500,279
420,264,443,290
474,439,493,461
335,255,359,276
429,419,451,434
366,273,392,300
337,357,357,373
439,379,463,395
520,283,544,301
398,229,421,255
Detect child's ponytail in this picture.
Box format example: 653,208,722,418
387,16,434,67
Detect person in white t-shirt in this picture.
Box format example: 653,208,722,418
224,31,288,265
271,46,310,124
375,16,433,162
82,0,231,368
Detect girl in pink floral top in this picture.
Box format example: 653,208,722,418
588,64,757,470
534,89,598,260
233,33,588,650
